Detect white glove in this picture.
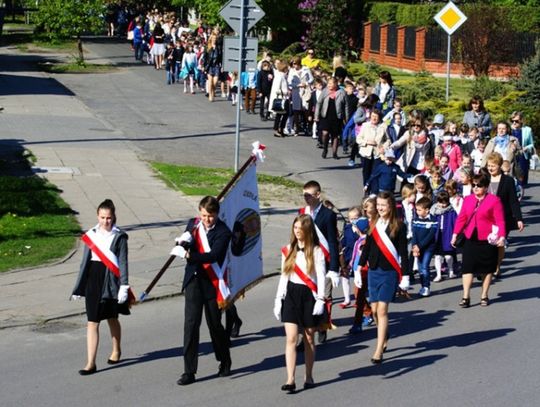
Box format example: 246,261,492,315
70,295,82,301
273,298,282,321
118,285,130,304
312,299,325,315
326,270,340,288
487,225,499,245
353,269,362,289
399,275,410,291
175,231,193,245
170,245,187,258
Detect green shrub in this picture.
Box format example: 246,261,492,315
515,39,540,107
348,60,381,85
366,2,540,33
396,76,446,106
469,76,506,101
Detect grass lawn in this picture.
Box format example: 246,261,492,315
0,153,80,273
38,61,118,74
150,162,303,206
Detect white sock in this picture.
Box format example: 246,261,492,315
434,255,442,279
341,277,350,303
445,255,454,274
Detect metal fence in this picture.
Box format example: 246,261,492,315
370,22,380,52
386,24,397,55
425,27,539,63
404,26,416,58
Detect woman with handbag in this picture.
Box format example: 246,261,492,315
451,173,506,308
269,60,290,137
273,215,326,392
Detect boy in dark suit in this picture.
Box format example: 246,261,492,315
176,196,232,386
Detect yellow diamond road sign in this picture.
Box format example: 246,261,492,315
434,2,467,36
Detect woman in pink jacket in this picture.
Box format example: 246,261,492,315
442,133,462,173
451,172,505,308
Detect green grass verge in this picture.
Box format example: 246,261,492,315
38,62,118,74
0,170,80,273
151,162,301,197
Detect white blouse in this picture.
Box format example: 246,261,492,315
275,245,326,300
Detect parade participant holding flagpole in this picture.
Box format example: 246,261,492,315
299,180,340,344
359,191,408,364
175,196,232,386
71,199,132,375
274,214,326,393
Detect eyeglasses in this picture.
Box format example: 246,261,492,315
472,183,485,188
413,124,422,128
511,120,521,124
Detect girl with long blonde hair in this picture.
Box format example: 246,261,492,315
273,214,326,392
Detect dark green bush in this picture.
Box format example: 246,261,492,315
469,76,506,101
396,75,446,106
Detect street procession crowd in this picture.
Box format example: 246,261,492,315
71,7,534,393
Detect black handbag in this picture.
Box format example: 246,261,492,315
272,92,288,114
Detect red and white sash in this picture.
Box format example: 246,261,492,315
299,206,330,263
371,223,402,282
192,220,230,308
81,227,135,303
281,246,318,295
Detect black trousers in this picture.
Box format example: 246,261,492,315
183,276,231,375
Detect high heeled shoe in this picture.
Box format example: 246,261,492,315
107,352,122,365
370,355,383,364
78,366,97,375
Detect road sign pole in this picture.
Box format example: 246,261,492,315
446,34,451,102
234,0,246,172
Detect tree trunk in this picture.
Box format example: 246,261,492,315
77,36,84,64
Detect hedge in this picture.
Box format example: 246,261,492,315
367,2,540,33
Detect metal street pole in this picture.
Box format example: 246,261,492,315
446,34,451,102
234,0,246,172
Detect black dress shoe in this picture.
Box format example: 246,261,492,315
230,319,242,338
303,381,316,390
107,352,122,365
281,383,296,393
177,373,196,385
321,150,327,159
371,355,383,364
78,366,97,376
218,361,231,377
317,330,327,344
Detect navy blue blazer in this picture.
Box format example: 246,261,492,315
182,218,231,292
311,205,339,272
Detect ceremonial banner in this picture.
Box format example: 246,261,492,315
218,161,263,301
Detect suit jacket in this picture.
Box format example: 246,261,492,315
453,194,506,240
359,223,409,274
495,174,522,231
303,205,339,272
72,229,128,300
182,218,231,292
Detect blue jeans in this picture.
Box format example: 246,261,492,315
134,42,144,61
418,248,434,288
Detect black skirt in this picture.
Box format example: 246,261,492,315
281,281,320,328
461,235,498,275
85,261,130,322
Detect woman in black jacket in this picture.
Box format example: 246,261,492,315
359,191,408,364
485,152,524,277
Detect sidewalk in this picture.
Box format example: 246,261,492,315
0,46,196,327
0,46,286,329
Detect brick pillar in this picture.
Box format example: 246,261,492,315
397,26,405,67
362,22,371,61
415,27,426,71
380,23,388,65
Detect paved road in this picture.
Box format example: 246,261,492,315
1,38,540,406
